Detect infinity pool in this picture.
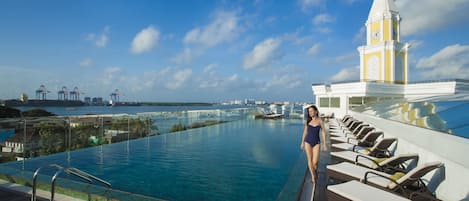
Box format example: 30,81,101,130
1,119,304,201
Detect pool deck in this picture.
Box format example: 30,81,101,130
0,179,82,201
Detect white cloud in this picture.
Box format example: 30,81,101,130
104,67,122,74
396,0,469,36
307,43,321,55
165,68,192,90
331,66,360,82
85,26,110,48
408,40,424,50
197,64,257,92
282,29,313,45
416,44,469,79
140,67,194,91
265,74,302,89
325,51,357,64
353,27,366,43
203,63,217,74
265,16,276,24
312,13,335,25
317,27,332,34
243,37,282,69
131,25,160,54
141,67,172,88
79,58,93,67
312,13,335,33
299,0,324,11
343,0,361,4
183,10,240,47
103,67,123,85
228,74,238,81
171,48,198,64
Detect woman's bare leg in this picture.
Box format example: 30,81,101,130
311,144,320,183
304,143,315,183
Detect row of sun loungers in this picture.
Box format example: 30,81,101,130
325,115,443,201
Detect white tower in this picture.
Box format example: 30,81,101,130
358,0,410,84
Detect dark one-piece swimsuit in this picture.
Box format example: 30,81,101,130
305,124,320,146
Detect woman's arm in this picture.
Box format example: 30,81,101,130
301,124,307,150
320,119,328,151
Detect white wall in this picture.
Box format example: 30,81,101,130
351,111,469,201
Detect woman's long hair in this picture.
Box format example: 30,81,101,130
306,105,319,125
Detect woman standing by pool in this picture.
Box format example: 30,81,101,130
301,105,327,183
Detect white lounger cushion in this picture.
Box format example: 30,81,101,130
331,150,379,168
327,180,410,201
329,130,354,137
331,150,372,162
331,136,359,144
332,143,369,152
327,162,394,188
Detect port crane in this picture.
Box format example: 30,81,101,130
69,87,84,101
57,86,69,100
110,89,123,105
35,85,50,100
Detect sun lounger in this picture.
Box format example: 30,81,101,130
330,124,371,137
331,138,397,159
327,161,443,198
330,115,352,126
330,152,418,173
330,118,358,130
354,153,419,173
331,130,384,150
327,180,410,201
330,130,382,145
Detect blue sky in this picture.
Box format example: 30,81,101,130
1,0,468,102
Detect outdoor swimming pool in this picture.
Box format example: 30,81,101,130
0,119,305,201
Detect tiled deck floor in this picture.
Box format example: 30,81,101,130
0,186,47,201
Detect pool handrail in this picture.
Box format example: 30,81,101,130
32,164,64,201
32,164,111,201
66,168,112,188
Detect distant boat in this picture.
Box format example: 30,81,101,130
107,100,141,107
262,113,284,119
254,112,284,119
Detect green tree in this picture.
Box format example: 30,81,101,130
0,106,21,118
22,109,56,117
35,121,66,155
110,117,148,139
70,124,96,149
170,123,186,132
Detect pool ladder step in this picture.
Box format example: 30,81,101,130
31,164,111,201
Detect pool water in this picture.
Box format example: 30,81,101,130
2,119,304,201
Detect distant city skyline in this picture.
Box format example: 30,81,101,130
1,0,468,102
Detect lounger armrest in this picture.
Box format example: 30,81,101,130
355,155,380,166
363,171,397,184
363,171,407,196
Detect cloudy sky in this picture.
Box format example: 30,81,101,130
0,0,468,102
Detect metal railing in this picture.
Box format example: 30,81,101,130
32,164,111,201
